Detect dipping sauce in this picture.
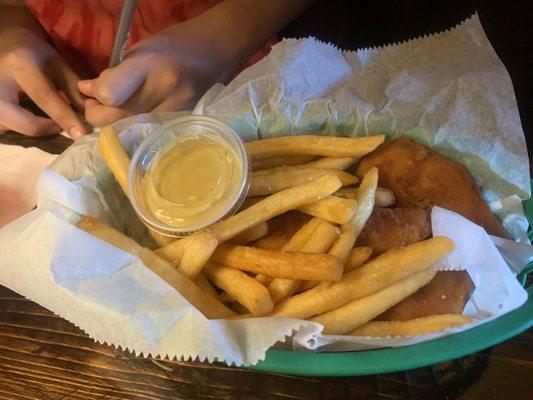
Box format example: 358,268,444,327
142,134,243,228
128,115,249,237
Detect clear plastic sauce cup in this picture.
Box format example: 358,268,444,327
128,116,249,237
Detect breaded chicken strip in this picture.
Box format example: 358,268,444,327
356,138,507,237
356,207,431,255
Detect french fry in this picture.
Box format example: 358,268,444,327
255,274,273,286
374,187,396,208
229,301,251,315
249,196,357,225
344,247,373,273
203,262,273,316
195,272,219,300
297,280,319,292
211,244,343,281
98,125,130,196
177,232,218,279
76,216,142,256
219,292,235,303
256,157,358,175
268,219,339,303
296,196,357,225
249,168,356,197
148,228,175,247
155,235,192,264
75,216,235,319
252,155,316,171
299,157,359,170
328,167,378,264
268,236,455,319
210,174,342,243
336,187,396,208
348,314,473,337
246,135,385,160
229,222,269,245
311,268,438,334
282,217,324,252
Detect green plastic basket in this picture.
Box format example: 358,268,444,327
248,193,533,376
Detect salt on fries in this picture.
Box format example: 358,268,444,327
92,131,464,341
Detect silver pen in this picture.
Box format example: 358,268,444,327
108,0,138,68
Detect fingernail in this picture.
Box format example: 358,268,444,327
69,126,86,139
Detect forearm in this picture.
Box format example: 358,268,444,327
160,0,313,79
0,1,48,38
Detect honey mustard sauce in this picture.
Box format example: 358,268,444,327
142,134,243,229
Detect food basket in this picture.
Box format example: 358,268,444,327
248,194,533,376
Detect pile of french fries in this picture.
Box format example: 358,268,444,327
77,127,471,338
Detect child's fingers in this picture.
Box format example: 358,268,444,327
13,63,86,137
0,99,60,136
84,98,130,127
85,60,147,107
151,89,197,113
53,59,86,111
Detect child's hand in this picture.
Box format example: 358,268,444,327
0,28,86,138
78,22,239,127
79,0,313,127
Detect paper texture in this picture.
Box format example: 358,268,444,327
0,14,530,366
195,14,530,203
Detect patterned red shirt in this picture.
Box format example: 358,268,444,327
25,0,276,76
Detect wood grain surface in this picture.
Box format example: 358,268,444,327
1,132,532,399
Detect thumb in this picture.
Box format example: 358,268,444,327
82,60,147,107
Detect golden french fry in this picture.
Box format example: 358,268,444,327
255,273,273,286
177,232,218,279
204,262,273,316
155,235,192,264
229,222,269,245
148,228,175,247
300,157,359,170
336,187,396,208
328,167,378,264
246,135,385,160
219,292,236,303
210,174,342,243
256,157,358,175
252,155,316,171
268,219,339,303
344,247,373,273
75,216,235,319
297,280,319,292
211,244,343,281
76,216,142,256
249,168,356,197
296,196,357,225
282,217,324,252
195,271,219,300
311,268,438,334
348,314,473,337
229,301,251,315
374,187,396,208
334,187,357,199
268,236,455,319
98,125,130,196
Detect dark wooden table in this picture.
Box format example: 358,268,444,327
1,132,532,399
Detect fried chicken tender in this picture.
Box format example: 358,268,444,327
377,270,474,321
356,207,431,255
356,138,507,237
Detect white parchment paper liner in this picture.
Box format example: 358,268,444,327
0,14,530,366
